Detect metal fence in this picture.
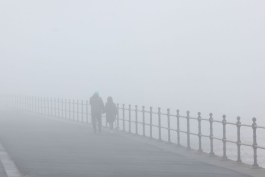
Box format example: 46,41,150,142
1,94,265,168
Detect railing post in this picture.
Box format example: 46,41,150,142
252,117,259,168
158,107,161,141
13,94,15,109
143,106,145,137
8,94,10,108
27,95,29,111
177,110,180,146
25,95,27,111
42,97,44,114
122,104,125,131
17,95,19,109
198,112,202,152
31,96,33,112
40,97,43,114
18,95,20,110
44,97,46,114
150,107,153,139
28,96,31,111
77,100,79,121
35,96,37,113
40,97,42,114
46,97,49,115
69,99,71,119
167,109,171,143
186,111,191,149
14,95,16,109
43,97,47,115
11,94,13,109
222,115,228,160
54,98,57,116
209,113,215,156
38,97,40,114
17,95,19,110
117,104,119,130
135,105,138,135
28,96,30,111
9,94,12,108
52,98,54,116
24,95,26,110
73,100,75,121
38,97,40,113
61,98,64,118
10,94,12,108
129,104,131,133
19,95,21,110
105,105,107,127
13,95,15,109
86,100,88,123
51,98,53,116
82,100,84,122
236,116,242,163
65,99,67,118
58,98,60,117
25,95,28,111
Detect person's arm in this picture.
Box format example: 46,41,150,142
102,103,106,114
114,104,118,115
100,98,105,113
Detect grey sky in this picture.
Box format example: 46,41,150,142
0,1,264,124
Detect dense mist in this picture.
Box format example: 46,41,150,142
1,0,264,124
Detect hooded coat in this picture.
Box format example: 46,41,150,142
90,93,104,115
104,97,117,123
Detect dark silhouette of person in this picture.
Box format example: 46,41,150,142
104,97,117,133
90,91,104,133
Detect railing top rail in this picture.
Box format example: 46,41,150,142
256,125,265,129
116,106,261,128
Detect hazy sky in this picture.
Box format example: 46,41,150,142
0,1,264,124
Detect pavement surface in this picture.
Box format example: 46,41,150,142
0,110,252,177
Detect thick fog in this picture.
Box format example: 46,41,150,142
0,0,264,124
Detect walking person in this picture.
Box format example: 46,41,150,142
104,96,117,133
90,91,104,133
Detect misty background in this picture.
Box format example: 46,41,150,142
0,0,264,125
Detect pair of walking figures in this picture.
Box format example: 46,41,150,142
89,91,117,133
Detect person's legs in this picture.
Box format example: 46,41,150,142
91,114,97,133
109,122,113,131
97,114,102,133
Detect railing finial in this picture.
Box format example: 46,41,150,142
186,110,190,117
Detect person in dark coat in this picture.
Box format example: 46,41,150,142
104,96,117,133
90,91,104,133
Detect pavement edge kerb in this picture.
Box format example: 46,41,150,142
0,142,22,177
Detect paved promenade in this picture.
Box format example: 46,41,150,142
0,110,253,177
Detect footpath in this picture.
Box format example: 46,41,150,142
0,110,261,177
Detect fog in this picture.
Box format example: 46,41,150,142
0,0,265,125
